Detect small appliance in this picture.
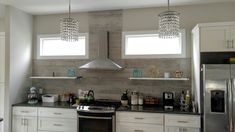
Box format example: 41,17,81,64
42,94,58,103
27,87,38,104
163,92,174,110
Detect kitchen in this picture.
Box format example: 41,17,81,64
0,0,235,132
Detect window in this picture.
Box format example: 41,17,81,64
37,33,89,59
122,30,186,58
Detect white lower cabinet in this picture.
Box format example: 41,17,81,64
38,117,77,132
12,106,77,132
116,112,164,132
12,107,38,132
165,115,201,132
38,108,77,132
116,112,201,132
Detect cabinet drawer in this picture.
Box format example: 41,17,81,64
13,107,37,116
117,122,163,132
38,108,77,119
38,117,77,132
116,112,163,125
165,115,201,128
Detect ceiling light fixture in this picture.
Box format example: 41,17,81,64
158,0,180,39
60,0,79,42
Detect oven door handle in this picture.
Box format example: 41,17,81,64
78,115,112,120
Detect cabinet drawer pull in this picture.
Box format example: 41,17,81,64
21,111,29,113
53,113,62,115
53,124,63,126
134,130,144,132
177,121,189,123
134,117,144,120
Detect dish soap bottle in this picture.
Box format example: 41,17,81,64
185,90,191,109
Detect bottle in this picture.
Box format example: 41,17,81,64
180,90,185,103
131,91,138,105
138,93,143,105
185,90,191,106
121,90,128,106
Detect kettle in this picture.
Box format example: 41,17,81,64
87,90,95,103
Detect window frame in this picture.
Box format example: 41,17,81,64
37,33,89,59
121,30,186,59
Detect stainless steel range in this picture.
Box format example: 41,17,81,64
77,99,120,132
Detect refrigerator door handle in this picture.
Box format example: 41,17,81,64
228,79,233,132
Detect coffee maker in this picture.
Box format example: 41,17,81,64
163,92,174,110
27,87,38,104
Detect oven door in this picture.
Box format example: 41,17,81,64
78,112,115,132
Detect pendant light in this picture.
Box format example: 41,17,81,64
60,0,79,42
158,0,180,39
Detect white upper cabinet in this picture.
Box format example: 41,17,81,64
199,22,235,52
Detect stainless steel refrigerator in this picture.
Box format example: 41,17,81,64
203,64,235,132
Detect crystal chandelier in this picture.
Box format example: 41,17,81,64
60,0,79,42
158,0,180,39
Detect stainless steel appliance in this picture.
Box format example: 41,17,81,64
163,92,174,110
77,99,120,132
202,64,235,132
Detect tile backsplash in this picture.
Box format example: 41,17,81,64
32,10,191,101
32,58,191,100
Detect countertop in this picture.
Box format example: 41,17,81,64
13,101,77,109
13,102,200,115
117,105,200,115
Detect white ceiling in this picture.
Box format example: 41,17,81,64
1,0,235,15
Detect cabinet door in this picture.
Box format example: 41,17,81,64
0,84,4,118
24,116,37,132
165,127,200,132
230,26,235,49
12,116,37,132
0,34,5,83
200,26,231,52
12,116,26,132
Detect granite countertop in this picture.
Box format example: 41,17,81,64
13,101,77,109
13,102,200,115
117,105,200,115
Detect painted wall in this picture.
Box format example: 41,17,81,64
0,19,4,32
4,6,33,132
32,2,235,102
34,2,235,58
29,2,235,113
33,10,191,101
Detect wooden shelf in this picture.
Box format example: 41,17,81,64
129,77,190,81
30,76,82,80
